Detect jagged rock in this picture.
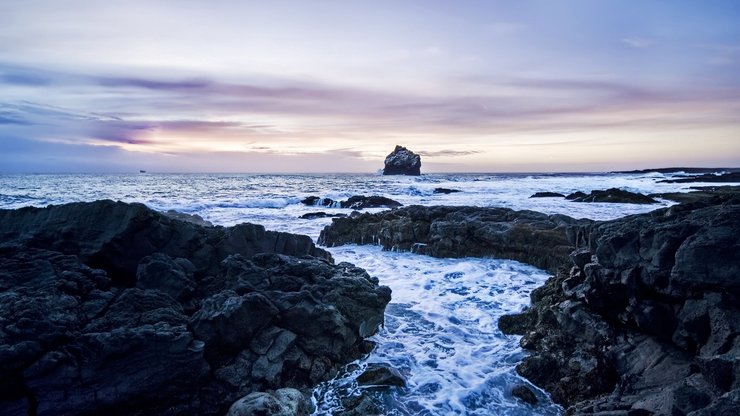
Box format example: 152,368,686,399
530,192,565,198
433,188,461,194
383,145,421,176
226,388,311,416
511,384,538,405
500,193,740,414
301,196,336,207
356,363,406,387
163,210,213,227
0,201,391,416
319,205,591,272
339,195,402,210
300,212,347,220
566,188,657,204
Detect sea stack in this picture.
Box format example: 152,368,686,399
383,145,421,176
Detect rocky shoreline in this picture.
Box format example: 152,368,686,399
0,200,391,415
319,191,740,415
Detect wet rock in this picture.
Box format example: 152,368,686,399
226,388,311,416
163,210,213,227
383,145,421,176
301,196,336,207
434,188,461,194
356,363,406,387
319,205,590,273
0,201,391,416
512,384,538,405
530,192,565,198
499,193,740,414
339,195,402,210
566,188,657,204
300,212,347,220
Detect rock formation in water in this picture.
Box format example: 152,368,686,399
318,191,740,414
0,200,391,416
566,188,658,204
382,145,421,176
530,192,566,198
319,205,591,273
301,195,402,210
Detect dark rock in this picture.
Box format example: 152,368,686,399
319,205,591,273
566,191,588,200
163,210,213,227
511,384,538,405
530,192,566,198
383,145,421,176
301,196,336,207
0,201,391,416
300,212,347,220
339,195,402,210
658,171,740,183
567,188,657,204
226,388,311,416
650,185,740,204
356,363,406,387
499,193,740,414
433,188,461,194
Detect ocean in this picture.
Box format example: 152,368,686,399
0,171,715,415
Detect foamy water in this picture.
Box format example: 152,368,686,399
1,171,729,415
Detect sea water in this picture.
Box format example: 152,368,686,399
0,171,723,415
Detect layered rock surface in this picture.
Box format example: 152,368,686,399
0,200,391,416
318,205,591,272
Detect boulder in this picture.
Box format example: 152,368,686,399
0,201,391,416
356,363,406,387
300,196,336,207
511,384,538,405
339,195,402,210
566,188,657,204
383,145,421,176
530,192,565,198
299,212,347,220
226,388,311,416
433,188,461,194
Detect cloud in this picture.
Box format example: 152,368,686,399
417,149,482,157
621,37,653,48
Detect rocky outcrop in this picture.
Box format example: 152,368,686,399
530,192,566,198
301,195,402,210
299,212,347,220
356,363,406,387
0,200,391,416
566,188,657,204
651,185,740,204
658,171,740,183
318,205,591,273
434,188,461,194
383,145,421,176
339,195,402,210
500,194,740,415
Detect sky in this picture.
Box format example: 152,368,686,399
1,0,739,173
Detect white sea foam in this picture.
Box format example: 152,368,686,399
313,246,562,415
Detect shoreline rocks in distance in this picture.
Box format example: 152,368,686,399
383,145,421,176
657,171,740,183
0,200,391,416
566,188,657,204
433,188,462,194
300,212,348,220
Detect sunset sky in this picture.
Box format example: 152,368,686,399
1,0,739,173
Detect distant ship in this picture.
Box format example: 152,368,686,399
139,170,146,173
